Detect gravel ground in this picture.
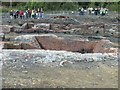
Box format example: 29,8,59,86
1,50,119,88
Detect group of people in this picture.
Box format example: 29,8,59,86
9,7,109,19
10,8,44,19
79,7,109,16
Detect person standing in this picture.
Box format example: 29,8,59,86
34,10,37,19
26,10,29,19
23,12,26,19
100,8,103,15
31,9,35,19
19,10,23,19
78,7,81,15
13,10,16,19
10,10,13,19
16,10,19,18
40,8,44,18
27,8,31,18
81,8,84,15
91,8,95,15
105,8,108,15
102,8,106,16
88,7,91,15
94,8,98,15
36,8,40,19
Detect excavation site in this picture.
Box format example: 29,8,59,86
0,2,119,88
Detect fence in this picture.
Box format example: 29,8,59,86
44,10,80,15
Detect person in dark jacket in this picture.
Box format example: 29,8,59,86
16,10,19,18
10,10,13,19
26,10,29,19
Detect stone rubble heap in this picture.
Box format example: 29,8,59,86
0,20,119,38
2,50,119,64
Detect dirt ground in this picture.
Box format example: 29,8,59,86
2,60,118,88
1,12,119,88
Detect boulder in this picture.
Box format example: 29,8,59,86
27,22,34,29
21,22,34,29
35,23,50,30
18,21,24,26
50,24,68,30
0,25,14,33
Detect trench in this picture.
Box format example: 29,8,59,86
2,35,110,54
3,42,94,54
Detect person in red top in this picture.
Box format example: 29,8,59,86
19,10,23,19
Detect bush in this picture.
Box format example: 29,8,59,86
2,7,9,12
107,2,119,12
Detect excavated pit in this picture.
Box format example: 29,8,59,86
2,34,117,54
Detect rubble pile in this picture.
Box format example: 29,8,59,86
1,17,119,38
2,21,117,38
2,50,118,64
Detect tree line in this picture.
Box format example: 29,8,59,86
1,2,119,12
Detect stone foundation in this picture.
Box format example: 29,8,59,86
2,34,118,54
